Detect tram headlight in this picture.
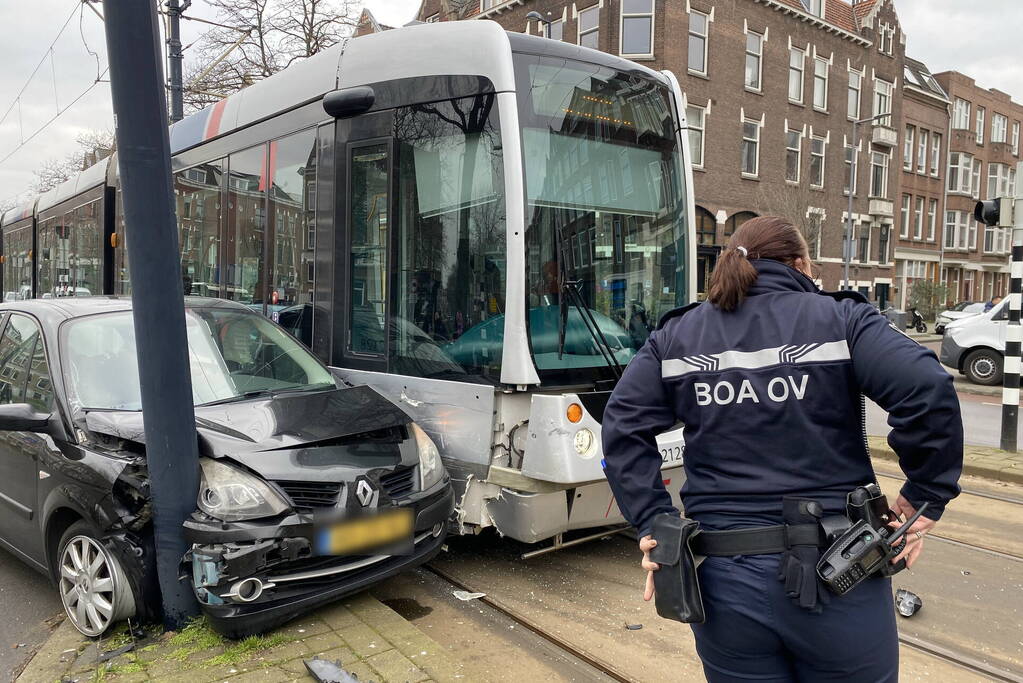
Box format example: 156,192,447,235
573,428,595,456
412,423,445,490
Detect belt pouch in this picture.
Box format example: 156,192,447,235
649,512,705,624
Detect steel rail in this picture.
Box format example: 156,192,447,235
898,634,1023,683
426,565,634,683
874,470,1023,506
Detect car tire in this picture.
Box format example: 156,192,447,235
963,349,1003,386
56,521,137,637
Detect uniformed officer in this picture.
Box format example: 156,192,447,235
602,216,963,682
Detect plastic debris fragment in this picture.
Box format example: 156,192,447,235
895,589,922,617
305,657,373,683
453,590,486,601
625,623,643,630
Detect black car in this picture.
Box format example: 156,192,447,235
0,297,453,638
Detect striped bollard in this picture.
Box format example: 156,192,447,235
1000,161,1023,452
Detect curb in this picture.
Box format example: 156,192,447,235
869,436,1023,486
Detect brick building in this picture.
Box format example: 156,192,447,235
933,71,1023,305
892,57,948,309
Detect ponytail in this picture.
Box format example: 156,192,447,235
707,216,809,312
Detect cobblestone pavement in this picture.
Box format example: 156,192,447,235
18,593,464,683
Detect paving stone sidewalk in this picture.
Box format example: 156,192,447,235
870,435,1023,485
17,592,465,683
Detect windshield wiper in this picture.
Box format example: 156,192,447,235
554,223,624,380
198,383,335,407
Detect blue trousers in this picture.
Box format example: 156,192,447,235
690,554,898,682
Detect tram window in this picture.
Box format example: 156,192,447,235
391,94,506,382
3,226,32,301
37,217,55,298
226,147,267,307
74,200,101,296
348,142,390,357
175,161,223,298
268,129,316,314
114,189,131,295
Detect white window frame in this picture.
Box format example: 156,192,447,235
944,211,957,249
931,132,941,178
786,128,802,184
870,150,889,198
688,9,710,76
577,4,600,49
789,45,806,104
741,117,763,178
927,198,937,241
988,163,1002,200
993,113,1008,143
1013,121,1021,156
426,13,440,22
900,194,911,238
953,99,971,130
976,107,986,145
984,223,998,253
914,196,924,240
800,0,823,17
948,152,974,195
620,0,655,58
812,52,829,111
903,125,914,170
687,104,706,169
972,158,982,199
809,135,826,188
844,140,858,196
847,67,862,120
744,28,765,92
917,129,928,175
873,77,892,126
969,216,977,250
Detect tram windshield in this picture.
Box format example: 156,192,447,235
515,54,687,385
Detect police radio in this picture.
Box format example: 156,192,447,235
816,484,929,596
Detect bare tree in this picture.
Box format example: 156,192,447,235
30,130,116,194
0,198,15,215
439,0,475,20
183,0,358,114
754,183,826,259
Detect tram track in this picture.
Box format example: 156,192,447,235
874,470,1023,507
898,634,1023,683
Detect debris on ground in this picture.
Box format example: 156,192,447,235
305,657,374,682
895,589,923,617
97,642,136,662
625,623,643,630
453,590,487,601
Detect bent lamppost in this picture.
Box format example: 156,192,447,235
103,0,201,627
845,112,893,292
526,10,553,38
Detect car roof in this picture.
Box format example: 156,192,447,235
0,296,254,323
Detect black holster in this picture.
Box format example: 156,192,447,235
648,513,706,624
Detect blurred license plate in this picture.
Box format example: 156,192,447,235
314,509,413,556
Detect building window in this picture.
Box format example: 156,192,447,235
993,113,1008,143
807,211,823,259
877,23,894,55
928,199,937,241
900,194,911,238
800,0,823,16
687,105,706,168
914,196,924,240
549,19,564,40
578,4,599,49
744,30,764,91
858,223,871,263
426,13,439,22
696,206,716,245
988,163,1002,199
985,223,997,253
948,152,974,195
844,143,857,195
873,78,892,126
972,158,982,199
688,10,709,75
786,129,801,183
944,211,957,249
917,130,928,174
847,69,861,119
953,98,971,130
870,151,889,198
931,133,941,177
976,107,985,145
969,216,977,250
812,56,829,110
741,119,761,177
988,163,1015,198
621,0,654,57
1013,122,1020,156
878,225,890,263
789,47,805,103
903,125,914,170
809,135,826,188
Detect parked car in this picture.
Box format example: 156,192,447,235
935,301,985,335
939,298,1008,385
0,297,452,638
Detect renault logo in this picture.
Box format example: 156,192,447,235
355,479,377,508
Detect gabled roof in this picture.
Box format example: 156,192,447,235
853,0,878,20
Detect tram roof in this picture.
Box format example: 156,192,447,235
2,197,38,227
36,155,112,216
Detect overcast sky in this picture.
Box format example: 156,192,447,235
1,0,1020,205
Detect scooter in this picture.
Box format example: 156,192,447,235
907,308,927,334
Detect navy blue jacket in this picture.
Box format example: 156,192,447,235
602,259,963,536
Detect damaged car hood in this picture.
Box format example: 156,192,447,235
83,385,415,479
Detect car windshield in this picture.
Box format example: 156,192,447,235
62,308,336,411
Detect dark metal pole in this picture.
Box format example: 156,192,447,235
103,0,200,627
1001,163,1023,452
165,0,190,123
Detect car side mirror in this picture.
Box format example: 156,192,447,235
0,403,52,432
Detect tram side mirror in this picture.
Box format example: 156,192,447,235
323,86,376,119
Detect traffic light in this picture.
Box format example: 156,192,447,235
974,198,1014,227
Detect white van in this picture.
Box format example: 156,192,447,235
939,299,1009,385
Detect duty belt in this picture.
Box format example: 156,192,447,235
691,523,824,556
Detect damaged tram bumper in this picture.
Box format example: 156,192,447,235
183,483,454,638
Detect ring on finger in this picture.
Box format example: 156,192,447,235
915,530,924,541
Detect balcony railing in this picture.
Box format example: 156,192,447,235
871,124,898,148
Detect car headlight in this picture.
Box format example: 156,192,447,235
411,423,444,490
197,458,291,522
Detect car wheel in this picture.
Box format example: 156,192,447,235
56,521,137,637
963,349,1003,386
